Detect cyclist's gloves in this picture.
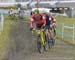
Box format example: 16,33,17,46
42,24,45,29
30,28,33,31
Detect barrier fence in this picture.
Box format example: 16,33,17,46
56,23,75,43
0,14,4,32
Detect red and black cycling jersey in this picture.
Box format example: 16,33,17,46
45,14,51,26
30,13,46,28
34,14,42,21
43,14,56,26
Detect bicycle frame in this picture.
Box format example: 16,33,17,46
45,28,55,49
36,29,45,46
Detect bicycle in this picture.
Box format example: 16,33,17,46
32,28,46,53
45,26,55,49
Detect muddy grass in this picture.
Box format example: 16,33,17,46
1,20,75,60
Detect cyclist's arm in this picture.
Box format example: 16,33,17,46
49,17,53,24
30,18,34,28
42,15,46,26
53,19,56,27
51,16,56,26
30,15,35,28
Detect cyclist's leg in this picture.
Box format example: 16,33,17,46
39,24,47,51
48,28,55,46
45,28,49,40
36,24,45,46
49,29,54,39
46,26,53,40
50,28,55,46
44,26,51,43
45,26,54,49
36,24,42,53
54,28,56,37
52,25,56,37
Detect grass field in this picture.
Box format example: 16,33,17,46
55,16,75,44
0,16,75,59
0,16,15,60
55,16,75,26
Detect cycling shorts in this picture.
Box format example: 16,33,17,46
45,25,52,30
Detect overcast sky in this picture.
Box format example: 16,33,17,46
48,0,75,1
50,0,75,1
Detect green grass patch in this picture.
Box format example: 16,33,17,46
24,15,30,21
0,16,15,60
55,16,75,26
55,16,75,44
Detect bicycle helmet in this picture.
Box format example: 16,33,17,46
34,9,39,15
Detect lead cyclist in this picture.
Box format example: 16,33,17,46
30,9,46,31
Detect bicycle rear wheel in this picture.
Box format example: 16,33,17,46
45,31,55,49
37,35,46,53
45,35,52,49
37,35,42,53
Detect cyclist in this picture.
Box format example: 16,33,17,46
30,9,47,51
49,13,56,37
42,10,56,46
30,9,46,30
43,11,56,36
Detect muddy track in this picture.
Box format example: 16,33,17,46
4,20,75,60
